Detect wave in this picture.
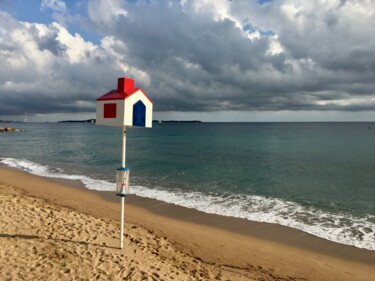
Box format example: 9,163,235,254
0,157,114,191
1,156,374,251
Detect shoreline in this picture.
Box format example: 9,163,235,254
2,164,374,262
0,157,375,251
1,166,374,280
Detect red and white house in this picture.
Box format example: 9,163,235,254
96,77,153,128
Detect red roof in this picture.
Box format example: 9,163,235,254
97,77,153,103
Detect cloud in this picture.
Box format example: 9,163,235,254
87,0,127,27
1,0,375,118
84,0,375,112
0,11,148,115
41,0,66,14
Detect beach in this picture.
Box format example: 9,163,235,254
0,166,374,281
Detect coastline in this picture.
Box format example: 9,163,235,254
1,166,374,280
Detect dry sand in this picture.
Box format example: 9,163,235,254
0,167,374,281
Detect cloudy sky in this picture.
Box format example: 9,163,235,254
0,0,374,122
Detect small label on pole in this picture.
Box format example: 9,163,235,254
116,168,130,196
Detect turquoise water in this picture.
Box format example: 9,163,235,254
1,122,374,250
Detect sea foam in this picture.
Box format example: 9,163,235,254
0,157,114,191
1,157,374,251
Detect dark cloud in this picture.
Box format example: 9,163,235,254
34,28,66,56
83,0,375,113
1,0,375,117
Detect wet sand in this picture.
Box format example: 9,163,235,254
0,166,374,280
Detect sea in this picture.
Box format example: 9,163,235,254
0,122,374,250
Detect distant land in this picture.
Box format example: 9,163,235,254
58,119,96,123
1,119,202,124
152,120,202,123
0,120,26,123
57,119,202,123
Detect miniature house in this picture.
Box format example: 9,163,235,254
96,77,153,128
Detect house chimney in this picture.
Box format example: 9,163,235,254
118,77,135,93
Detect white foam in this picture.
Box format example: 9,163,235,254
0,157,114,191
1,157,374,251
132,185,375,250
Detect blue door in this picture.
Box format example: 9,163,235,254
132,100,146,127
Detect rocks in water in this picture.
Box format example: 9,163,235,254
0,127,19,133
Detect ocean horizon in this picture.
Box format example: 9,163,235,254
1,121,374,251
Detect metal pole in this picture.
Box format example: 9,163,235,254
120,126,126,249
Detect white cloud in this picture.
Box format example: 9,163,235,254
267,36,284,56
0,11,148,115
87,0,128,28
53,22,97,64
41,0,67,14
188,0,241,27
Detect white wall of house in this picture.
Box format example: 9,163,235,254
96,100,125,127
124,90,153,128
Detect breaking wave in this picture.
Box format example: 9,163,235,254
1,157,374,251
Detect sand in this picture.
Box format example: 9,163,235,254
0,167,374,281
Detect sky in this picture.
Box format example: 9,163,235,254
0,0,375,122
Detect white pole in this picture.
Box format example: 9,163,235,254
120,126,126,249
120,195,125,249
